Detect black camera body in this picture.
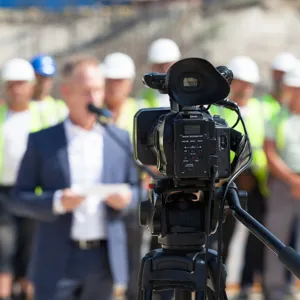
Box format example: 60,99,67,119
133,58,241,187
134,108,231,181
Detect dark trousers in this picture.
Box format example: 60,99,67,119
0,186,35,279
240,187,265,287
47,244,113,300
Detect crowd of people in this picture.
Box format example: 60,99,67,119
0,36,299,300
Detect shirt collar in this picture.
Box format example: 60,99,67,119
64,118,103,137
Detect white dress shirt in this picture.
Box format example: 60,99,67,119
2,109,31,185
54,119,107,240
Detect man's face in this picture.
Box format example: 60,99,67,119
272,69,285,93
230,79,254,104
34,74,53,97
284,86,300,113
151,62,175,74
105,78,133,108
5,80,33,106
61,64,105,122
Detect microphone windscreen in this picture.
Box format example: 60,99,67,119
87,103,113,119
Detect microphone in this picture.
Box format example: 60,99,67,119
214,66,237,110
216,66,234,85
87,103,113,126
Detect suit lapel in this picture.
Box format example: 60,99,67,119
53,123,71,187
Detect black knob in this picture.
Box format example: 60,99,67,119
139,200,152,226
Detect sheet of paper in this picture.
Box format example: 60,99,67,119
72,183,131,199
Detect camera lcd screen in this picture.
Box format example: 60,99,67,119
183,77,199,88
184,125,201,135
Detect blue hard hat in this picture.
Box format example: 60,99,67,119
30,54,56,76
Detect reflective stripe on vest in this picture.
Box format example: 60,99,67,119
0,103,42,182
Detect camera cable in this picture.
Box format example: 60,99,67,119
215,107,253,299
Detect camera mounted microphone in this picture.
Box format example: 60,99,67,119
216,66,233,85
87,103,113,126
214,66,238,110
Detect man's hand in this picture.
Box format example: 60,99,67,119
61,189,85,212
105,190,132,211
289,175,300,187
288,175,300,199
291,185,300,199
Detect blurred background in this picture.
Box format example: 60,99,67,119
0,0,299,96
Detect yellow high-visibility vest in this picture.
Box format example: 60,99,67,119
113,97,150,141
32,96,68,129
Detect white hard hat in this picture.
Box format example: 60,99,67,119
1,58,35,82
283,60,300,87
148,38,181,64
227,56,260,84
272,52,296,72
102,52,135,79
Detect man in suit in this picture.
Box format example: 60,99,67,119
12,54,139,300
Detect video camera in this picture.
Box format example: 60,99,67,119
134,58,250,187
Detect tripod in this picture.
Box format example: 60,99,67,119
137,182,300,300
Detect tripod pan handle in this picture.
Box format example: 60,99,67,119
278,246,300,279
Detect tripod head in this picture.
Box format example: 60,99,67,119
140,178,247,252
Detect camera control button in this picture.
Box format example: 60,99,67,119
220,135,228,149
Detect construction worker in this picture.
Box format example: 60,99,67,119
263,61,300,300
30,54,68,127
102,52,138,137
140,38,181,108
214,56,267,298
0,58,43,300
262,52,296,121
102,52,144,300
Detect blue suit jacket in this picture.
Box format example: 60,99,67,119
12,121,139,299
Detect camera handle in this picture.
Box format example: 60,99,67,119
226,184,300,279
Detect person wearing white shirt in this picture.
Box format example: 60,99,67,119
13,55,139,300
0,58,38,300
